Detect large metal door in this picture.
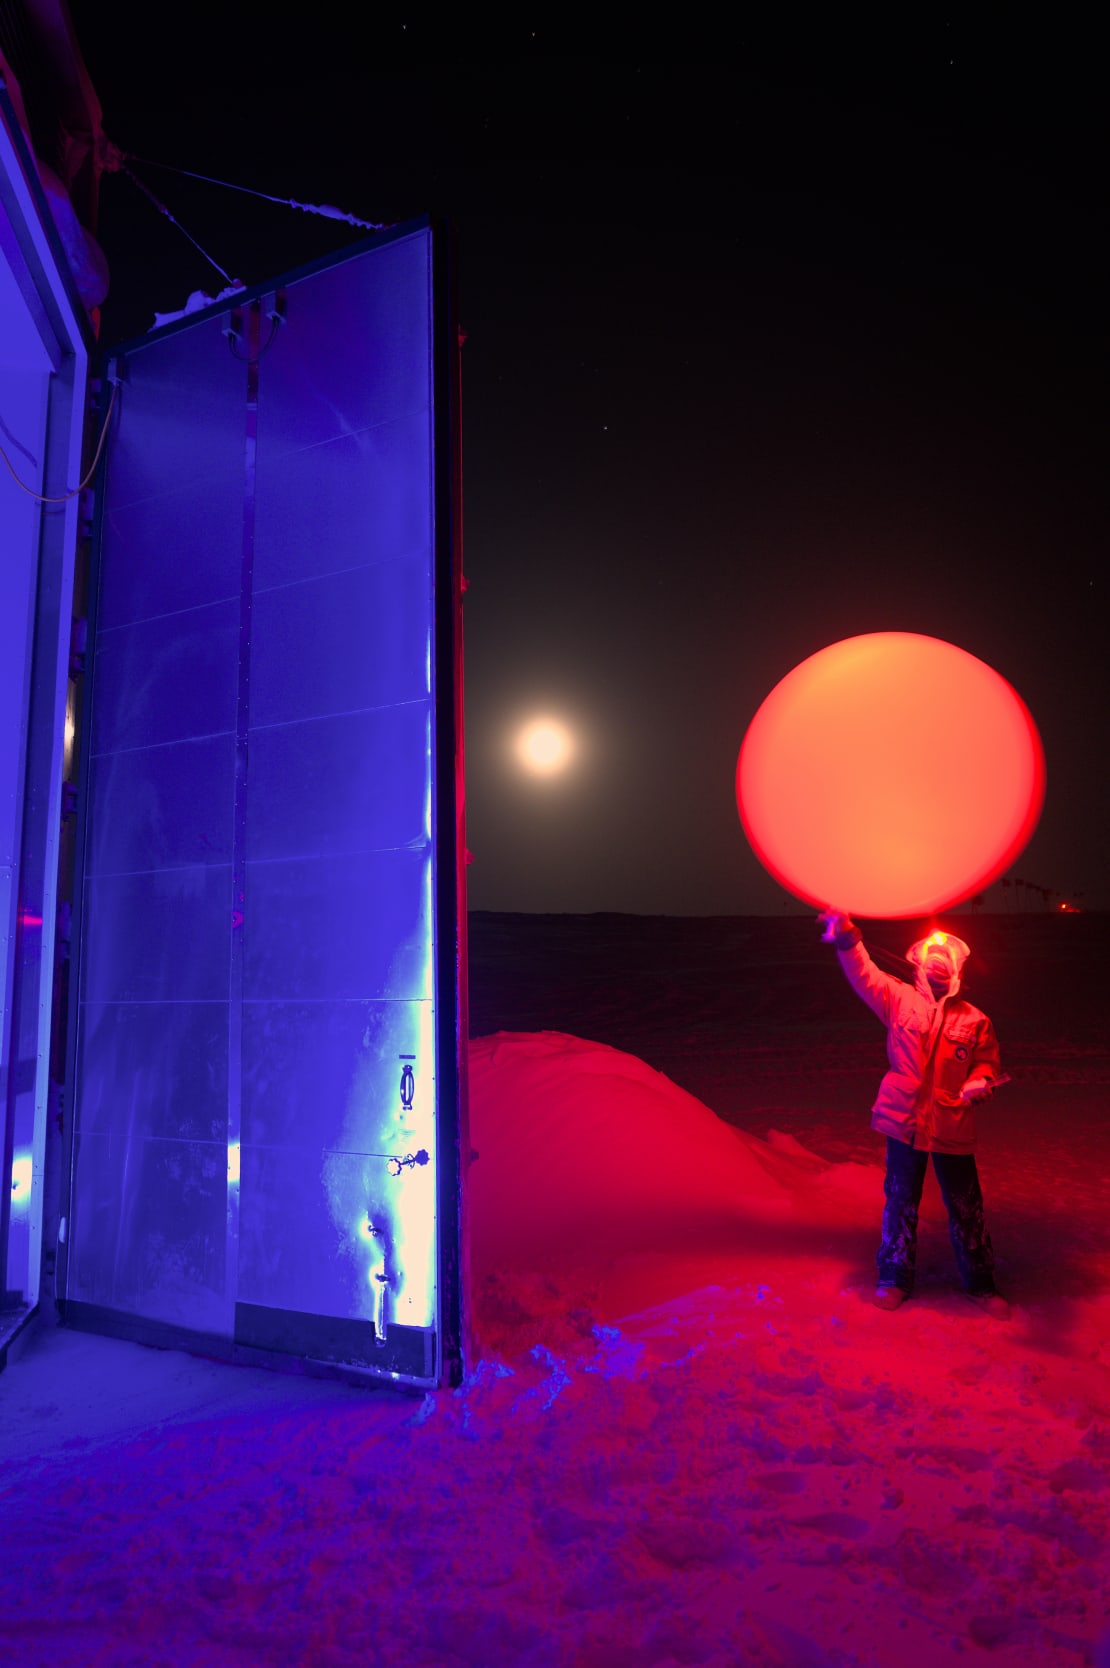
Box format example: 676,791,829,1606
59,221,466,1388
1,81,91,1362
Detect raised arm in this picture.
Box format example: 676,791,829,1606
817,911,902,1026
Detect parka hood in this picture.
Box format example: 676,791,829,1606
906,930,970,1002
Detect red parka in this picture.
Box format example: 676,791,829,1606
835,927,1002,1154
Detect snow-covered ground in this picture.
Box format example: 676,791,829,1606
2,912,1109,1667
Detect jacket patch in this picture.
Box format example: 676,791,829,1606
953,1043,970,1062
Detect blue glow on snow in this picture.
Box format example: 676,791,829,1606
10,1151,32,1210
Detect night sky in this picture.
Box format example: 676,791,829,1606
66,13,1107,915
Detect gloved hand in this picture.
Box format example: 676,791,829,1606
960,1075,995,1105
818,910,854,943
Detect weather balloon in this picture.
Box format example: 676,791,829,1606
736,632,1044,917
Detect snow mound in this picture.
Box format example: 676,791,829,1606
468,1030,801,1267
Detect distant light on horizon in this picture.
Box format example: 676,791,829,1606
515,716,577,777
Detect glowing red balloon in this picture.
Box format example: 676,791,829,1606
736,632,1045,917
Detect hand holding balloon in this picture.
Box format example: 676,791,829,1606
818,910,854,943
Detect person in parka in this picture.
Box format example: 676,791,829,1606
818,910,1008,1316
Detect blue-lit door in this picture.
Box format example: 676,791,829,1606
61,222,466,1387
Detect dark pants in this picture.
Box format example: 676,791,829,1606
878,1137,996,1296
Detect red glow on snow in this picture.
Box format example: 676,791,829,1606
19,914,43,927
736,632,1045,918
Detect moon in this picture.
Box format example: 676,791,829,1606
515,717,576,777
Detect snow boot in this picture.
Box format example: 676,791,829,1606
872,1285,908,1311
966,1291,1011,1320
